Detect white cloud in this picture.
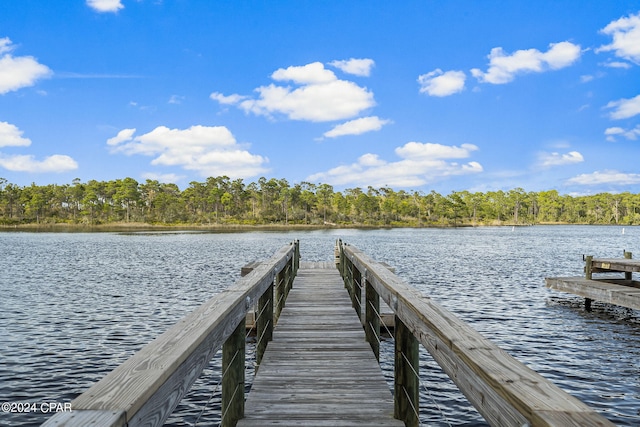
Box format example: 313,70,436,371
107,125,269,179
602,61,632,69
328,58,375,76
107,128,136,146
0,121,78,173
605,94,640,119
597,12,640,64
0,122,32,147
471,41,581,84
395,141,478,159
418,69,466,97
538,151,584,167
323,116,391,138
605,125,640,142
141,172,185,184
210,92,248,105
567,170,640,185
0,38,12,55
308,141,482,187
87,0,124,13
0,154,78,173
211,61,375,122
0,37,52,94
272,62,337,84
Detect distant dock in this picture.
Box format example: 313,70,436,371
546,251,640,310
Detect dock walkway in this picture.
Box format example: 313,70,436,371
237,261,403,427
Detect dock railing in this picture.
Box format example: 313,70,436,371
44,240,299,427
337,240,615,427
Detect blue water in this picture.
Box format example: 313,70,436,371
1,226,638,426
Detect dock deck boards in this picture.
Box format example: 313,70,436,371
237,262,403,427
546,276,640,310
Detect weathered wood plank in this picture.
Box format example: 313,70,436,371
237,265,403,427
546,276,640,310
343,244,615,427
591,257,640,273
41,410,125,427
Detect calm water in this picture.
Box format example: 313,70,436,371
0,227,638,426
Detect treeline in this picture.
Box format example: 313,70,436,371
1,176,639,226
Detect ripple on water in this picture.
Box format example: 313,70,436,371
1,227,639,426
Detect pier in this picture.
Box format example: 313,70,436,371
546,251,640,311
237,262,402,426
44,240,615,427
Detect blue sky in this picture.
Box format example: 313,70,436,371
1,1,639,195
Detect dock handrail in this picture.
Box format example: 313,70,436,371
337,240,615,427
44,240,300,427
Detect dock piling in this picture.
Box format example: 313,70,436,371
624,250,633,281
584,255,593,310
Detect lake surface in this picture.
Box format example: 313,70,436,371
1,226,638,426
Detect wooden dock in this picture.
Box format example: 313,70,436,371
237,261,403,427
546,252,640,310
44,241,616,427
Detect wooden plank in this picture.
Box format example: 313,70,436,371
41,410,125,427
343,244,615,427
546,276,640,310
237,265,403,427
591,258,640,273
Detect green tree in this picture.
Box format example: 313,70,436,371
112,178,140,222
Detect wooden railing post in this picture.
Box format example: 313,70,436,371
352,265,362,320
585,255,593,311
275,268,285,320
283,260,291,301
346,257,355,300
624,250,633,281
256,282,273,370
221,319,245,427
337,240,343,275
364,272,380,361
394,316,419,427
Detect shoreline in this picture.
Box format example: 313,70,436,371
0,221,628,233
